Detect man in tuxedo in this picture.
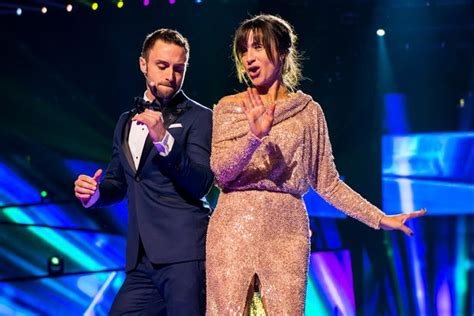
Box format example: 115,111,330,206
74,28,213,315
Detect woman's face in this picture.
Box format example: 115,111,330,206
241,30,283,90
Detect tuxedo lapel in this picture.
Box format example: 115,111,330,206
136,135,154,175
121,111,137,174
135,91,192,176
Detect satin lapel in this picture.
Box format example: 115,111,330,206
136,135,154,175
121,112,137,174
135,106,179,175
135,91,192,176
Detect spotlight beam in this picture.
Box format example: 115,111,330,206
0,221,123,236
0,199,72,209
83,272,117,316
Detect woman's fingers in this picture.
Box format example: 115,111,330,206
266,102,276,117
241,99,249,114
408,208,427,219
246,88,266,110
250,88,264,107
245,88,255,110
403,208,427,224
247,88,256,108
400,225,414,237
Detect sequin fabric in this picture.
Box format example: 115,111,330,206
206,91,385,315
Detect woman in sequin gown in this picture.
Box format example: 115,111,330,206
206,14,426,315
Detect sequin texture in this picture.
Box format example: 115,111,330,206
206,91,385,315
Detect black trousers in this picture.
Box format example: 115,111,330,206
109,254,205,316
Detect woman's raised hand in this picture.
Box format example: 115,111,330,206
241,88,276,139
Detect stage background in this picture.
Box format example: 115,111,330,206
1,0,473,315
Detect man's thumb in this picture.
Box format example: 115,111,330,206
93,169,103,181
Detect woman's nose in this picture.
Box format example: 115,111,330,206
245,50,256,64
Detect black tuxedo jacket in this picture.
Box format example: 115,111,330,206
95,91,213,271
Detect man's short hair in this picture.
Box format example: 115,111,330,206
141,28,190,62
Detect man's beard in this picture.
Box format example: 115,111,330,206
150,83,178,102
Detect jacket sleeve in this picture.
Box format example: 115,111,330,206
309,102,385,229
94,113,128,207
154,108,214,200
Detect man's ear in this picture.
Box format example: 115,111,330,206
139,56,147,74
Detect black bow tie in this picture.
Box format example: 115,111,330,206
132,92,191,128
134,97,163,113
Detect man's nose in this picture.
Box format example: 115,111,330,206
165,68,175,81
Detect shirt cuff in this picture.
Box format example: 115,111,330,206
83,189,100,208
153,131,175,157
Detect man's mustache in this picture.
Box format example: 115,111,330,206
157,81,175,88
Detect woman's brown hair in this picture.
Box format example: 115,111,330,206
232,14,302,91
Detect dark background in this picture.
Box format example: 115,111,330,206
3,1,472,208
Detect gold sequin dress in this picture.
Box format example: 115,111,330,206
206,91,385,315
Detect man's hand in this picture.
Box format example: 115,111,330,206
132,109,166,142
74,169,102,204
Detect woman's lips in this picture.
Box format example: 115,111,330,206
247,66,260,79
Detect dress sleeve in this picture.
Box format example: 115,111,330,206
310,102,385,229
210,102,263,189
